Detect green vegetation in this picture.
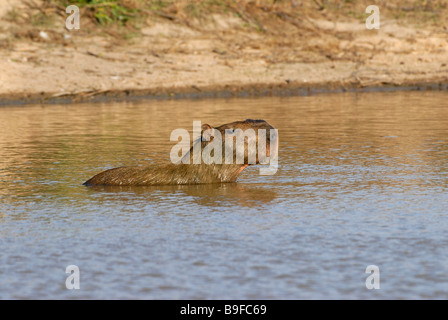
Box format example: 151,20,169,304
55,0,140,25
51,0,233,26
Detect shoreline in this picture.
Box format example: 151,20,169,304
2,1,448,106
1,80,447,106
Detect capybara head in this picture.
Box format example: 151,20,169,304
198,119,277,165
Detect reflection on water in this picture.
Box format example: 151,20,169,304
1,91,448,299
87,183,278,208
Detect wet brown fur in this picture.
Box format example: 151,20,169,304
83,119,276,186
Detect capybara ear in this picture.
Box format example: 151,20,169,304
201,124,214,141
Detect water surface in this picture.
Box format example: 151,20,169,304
1,91,448,299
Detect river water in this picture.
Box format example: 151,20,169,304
0,91,447,299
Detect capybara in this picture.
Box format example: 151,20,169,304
83,119,277,186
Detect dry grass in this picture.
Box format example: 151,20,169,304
3,0,446,65
5,0,448,39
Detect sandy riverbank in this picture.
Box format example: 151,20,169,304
0,0,447,105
